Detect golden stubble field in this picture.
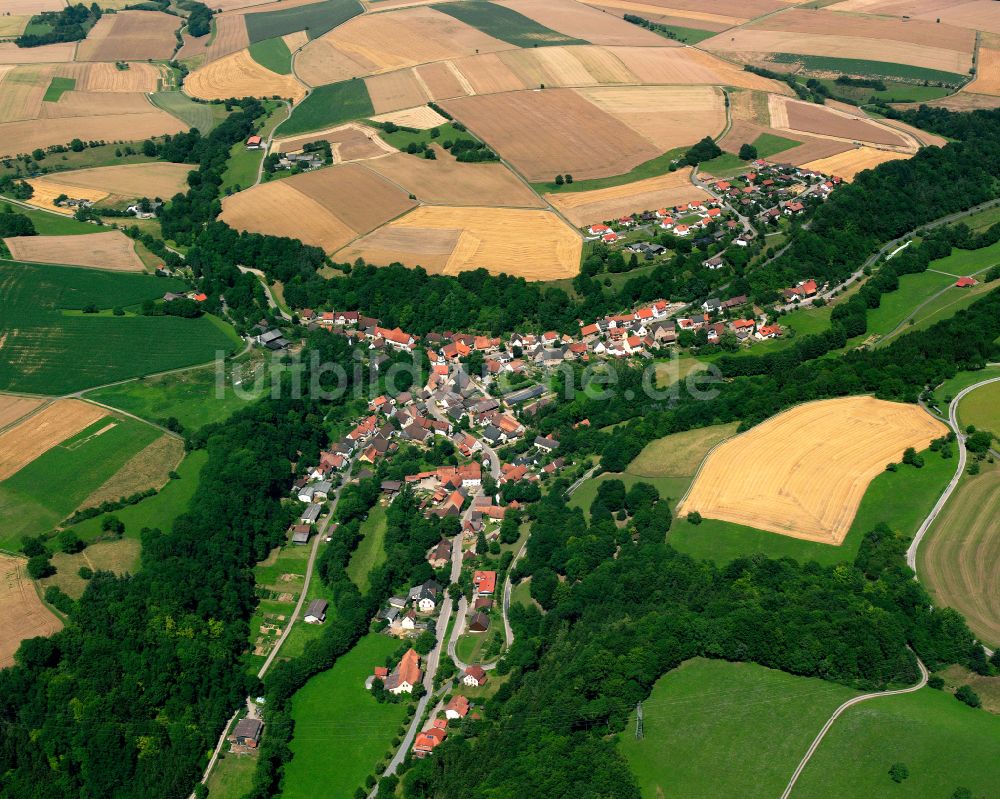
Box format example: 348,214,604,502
4,230,146,271
678,396,948,544
0,555,62,669
185,49,306,102
0,399,107,481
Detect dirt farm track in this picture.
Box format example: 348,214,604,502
679,396,947,544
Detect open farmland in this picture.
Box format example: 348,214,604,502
365,69,429,113
958,380,1000,436
57,62,165,92
273,79,372,135
0,413,161,544
546,168,710,227
5,231,145,271
827,0,1000,35
0,395,44,432
370,104,448,129
76,10,180,62
803,146,910,181
966,46,1000,97
177,13,249,64
363,149,545,207
442,89,660,181
0,399,107,481
0,41,75,64
221,164,416,250
30,162,190,202
272,122,391,159
628,423,739,479
494,0,667,46
295,6,509,86
0,261,238,395
592,0,786,26
185,49,306,102
770,95,914,149
24,178,108,212
336,205,581,279
577,85,724,152
619,659,861,799
678,397,947,545
433,0,587,47
244,0,362,44
0,555,62,669
919,462,1000,648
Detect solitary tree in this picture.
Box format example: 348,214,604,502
687,511,703,525
555,174,564,185
739,142,758,160
888,763,909,783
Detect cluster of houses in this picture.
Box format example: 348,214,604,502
367,648,423,695
585,198,733,245
411,665,489,757
376,579,442,636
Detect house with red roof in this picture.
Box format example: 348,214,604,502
602,232,619,243
588,223,610,235
463,665,488,687
445,695,470,720
956,276,978,288
413,720,448,757
473,570,497,596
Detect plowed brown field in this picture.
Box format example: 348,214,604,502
775,96,911,148
828,0,1000,35
678,397,947,544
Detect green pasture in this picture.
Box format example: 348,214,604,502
245,0,362,42
752,131,799,159
533,147,688,194
42,77,75,102
249,36,292,74
433,1,586,48
772,53,968,85
280,79,374,136
346,502,388,593
151,91,228,131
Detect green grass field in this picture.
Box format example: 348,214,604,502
249,36,292,74
375,122,473,153
0,262,238,394
85,353,268,432
434,1,586,48
279,79,374,136
42,76,75,102
0,142,157,182
814,77,954,105
792,688,1000,798
280,634,408,799
61,448,207,544
346,503,387,593
669,443,954,566
221,141,264,193
619,658,860,799
958,380,1000,436
957,204,1000,233
569,473,690,520
0,414,161,547
752,131,800,159
16,208,105,235
865,269,956,338
772,53,968,85
203,751,257,799
698,152,749,176
930,364,1000,407
533,147,688,194
627,422,738,477
150,91,227,131
245,0,362,43
651,24,714,44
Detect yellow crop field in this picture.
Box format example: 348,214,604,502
0,555,62,669
678,397,947,545
803,146,910,182
370,105,449,130
0,399,107,481
0,395,45,432
0,16,30,37
966,47,1000,97
32,163,191,201
546,169,710,227
57,61,165,93
4,230,145,272
337,206,581,280
185,49,306,102
24,179,109,213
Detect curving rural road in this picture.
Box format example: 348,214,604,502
906,374,1000,571
779,656,929,799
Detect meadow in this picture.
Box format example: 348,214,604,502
346,503,387,593
0,414,161,547
653,24,715,45
813,77,953,104
669,442,954,566
792,688,1000,798
150,91,228,131
249,37,293,74
771,53,968,85
433,1,586,48
280,633,408,799
42,76,74,102
752,131,800,158
958,380,1000,435
864,269,956,338
619,658,860,799
0,262,239,394
85,354,269,432
279,79,374,136
244,0,362,44
533,147,688,194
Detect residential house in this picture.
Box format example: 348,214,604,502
304,599,328,624
473,570,497,596
409,580,441,612
445,695,470,720
468,611,490,632
534,435,559,453
427,539,452,569
231,717,263,748
413,719,448,757
384,648,422,694
463,665,488,687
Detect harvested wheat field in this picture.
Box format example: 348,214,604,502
23,178,108,212
966,47,1000,97
365,69,429,113
602,0,787,23
0,395,45,432
38,91,157,119
0,556,62,669
919,461,1000,647
56,61,165,92
608,46,791,94
593,0,742,27
81,433,184,509
77,10,180,62
272,122,392,159
0,65,48,123
4,231,145,271
703,29,971,76
828,0,1000,35
0,109,186,158
5,0,64,11
577,85,725,152
364,149,545,207
221,164,416,251
802,146,910,181
295,6,509,85
0,41,75,64
371,104,449,129
0,16,30,38
185,49,306,102
414,61,472,100
678,396,947,545
338,206,581,279
771,95,912,148
909,93,1000,112
443,89,659,181
546,169,710,227
496,0,668,46
176,13,248,63
448,52,530,94
719,117,854,166
31,163,191,201
0,399,107,481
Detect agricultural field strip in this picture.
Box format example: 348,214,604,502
0,399,107,481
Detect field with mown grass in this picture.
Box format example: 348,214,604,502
346,502,387,593
278,79,373,136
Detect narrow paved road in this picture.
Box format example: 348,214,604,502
780,657,928,799
906,374,1000,570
